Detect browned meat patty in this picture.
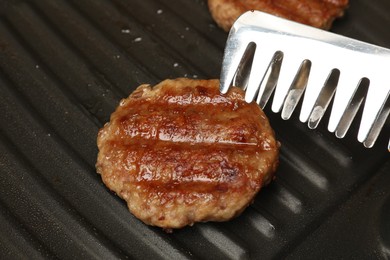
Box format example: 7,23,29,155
96,78,279,229
208,0,349,31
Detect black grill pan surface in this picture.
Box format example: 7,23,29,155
0,0,389,259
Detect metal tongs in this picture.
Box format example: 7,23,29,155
220,11,390,150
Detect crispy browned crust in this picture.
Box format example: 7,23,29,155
208,0,349,31
96,78,279,229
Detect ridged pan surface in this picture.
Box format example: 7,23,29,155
0,0,389,259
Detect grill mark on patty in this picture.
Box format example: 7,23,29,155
112,97,267,147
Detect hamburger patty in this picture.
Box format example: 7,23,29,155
96,78,279,229
208,0,349,31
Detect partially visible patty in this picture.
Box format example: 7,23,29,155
96,78,279,229
208,0,349,31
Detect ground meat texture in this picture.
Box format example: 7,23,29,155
96,78,279,229
208,0,349,31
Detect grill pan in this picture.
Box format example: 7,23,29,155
0,0,389,259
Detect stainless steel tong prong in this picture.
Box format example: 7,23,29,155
220,11,390,149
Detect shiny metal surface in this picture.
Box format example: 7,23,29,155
220,10,390,149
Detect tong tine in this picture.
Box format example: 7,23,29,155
220,31,254,94
220,10,390,149
245,45,276,104
305,67,339,129
363,88,390,148
277,55,310,119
